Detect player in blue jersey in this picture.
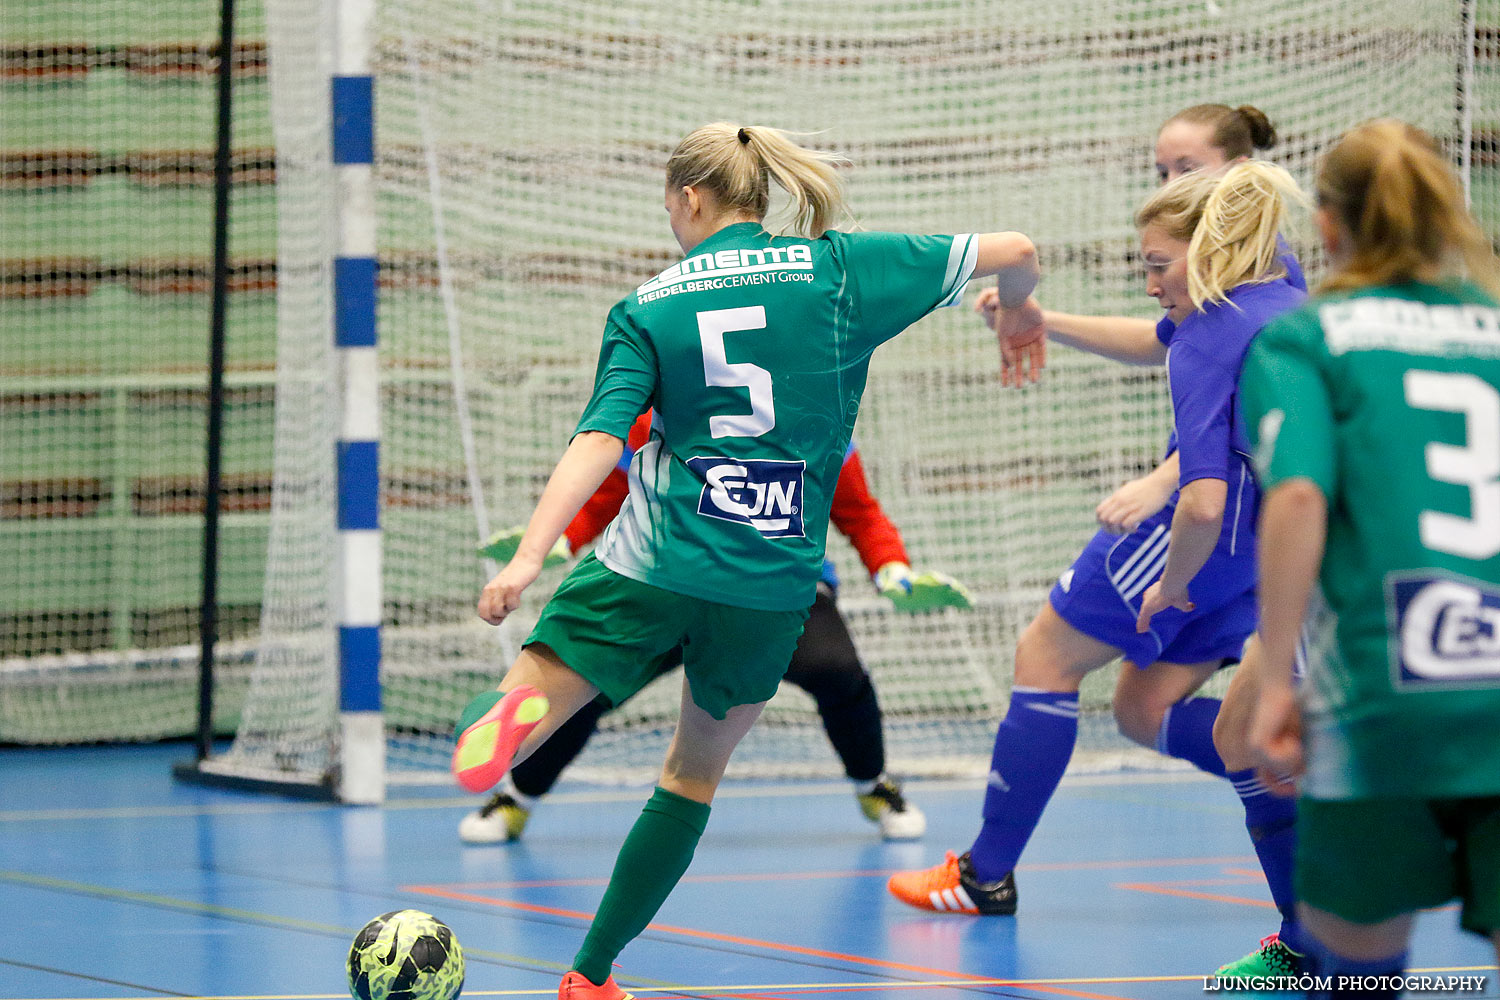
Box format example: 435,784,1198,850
1244,120,1500,1000
984,105,1300,389
448,121,1042,1000
890,161,1306,945
968,104,1310,977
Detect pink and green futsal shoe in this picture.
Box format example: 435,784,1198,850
451,685,549,793
558,971,634,999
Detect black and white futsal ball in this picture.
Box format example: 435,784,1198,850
347,909,464,1000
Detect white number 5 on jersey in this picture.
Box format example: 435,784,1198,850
699,306,775,438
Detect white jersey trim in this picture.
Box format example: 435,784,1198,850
937,233,979,308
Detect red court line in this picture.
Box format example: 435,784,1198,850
1113,881,1276,909
1122,876,1260,888
1115,873,1463,916
1018,855,1256,872
405,885,1134,1000
446,855,1261,891
708,988,1130,1000
448,870,898,890
720,990,927,1000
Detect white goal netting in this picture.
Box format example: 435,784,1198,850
222,0,1476,790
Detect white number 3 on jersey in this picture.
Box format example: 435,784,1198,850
1405,370,1500,560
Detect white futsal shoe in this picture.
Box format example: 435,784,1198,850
458,780,532,843
857,775,927,840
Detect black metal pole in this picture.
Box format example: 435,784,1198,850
1460,0,1476,195
195,0,236,762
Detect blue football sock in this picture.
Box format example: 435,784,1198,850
1155,696,1303,950
1229,768,1302,951
1155,696,1227,777
968,687,1078,883
1156,690,1300,946
1301,938,1406,999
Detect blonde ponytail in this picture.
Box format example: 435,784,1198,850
1189,161,1306,306
1317,119,1500,298
1136,161,1306,310
666,122,851,237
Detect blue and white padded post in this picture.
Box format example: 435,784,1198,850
332,0,383,804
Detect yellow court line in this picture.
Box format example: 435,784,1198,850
0,869,352,935
0,870,561,973
12,965,1498,1000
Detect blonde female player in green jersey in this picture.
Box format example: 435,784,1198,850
1242,119,1500,999
449,121,1042,1000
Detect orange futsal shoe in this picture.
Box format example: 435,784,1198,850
451,684,549,794
886,849,1018,915
558,970,635,999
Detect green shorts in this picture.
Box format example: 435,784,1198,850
1297,795,1500,935
525,553,808,721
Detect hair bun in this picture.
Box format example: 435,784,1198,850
1236,105,1277,151
737,127,751,145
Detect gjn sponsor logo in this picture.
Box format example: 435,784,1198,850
1391,575,1500,686
686,456,805,538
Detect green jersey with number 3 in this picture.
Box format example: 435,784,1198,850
1241,282,1500,800
574,222,977,611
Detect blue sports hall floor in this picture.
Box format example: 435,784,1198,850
2,742,1495,1000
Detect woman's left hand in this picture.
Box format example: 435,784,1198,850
993,296,1047,388
1135,580,1194,632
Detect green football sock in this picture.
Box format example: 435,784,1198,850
572,786,711,985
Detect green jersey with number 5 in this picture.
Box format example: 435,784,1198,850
573,222,976,611
1241,282,1500,800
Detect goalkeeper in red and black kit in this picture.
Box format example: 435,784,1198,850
461,411,970,843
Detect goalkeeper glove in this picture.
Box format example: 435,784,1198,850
476,526,571,567
875,561,972,613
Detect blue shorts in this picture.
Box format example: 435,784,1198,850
1049,507,1256,667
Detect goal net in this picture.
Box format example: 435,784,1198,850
0,0,279,745
217,0,1475,790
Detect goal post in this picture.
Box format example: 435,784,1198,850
175,0,388,801
204,0,1479,794
328,0,386,805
